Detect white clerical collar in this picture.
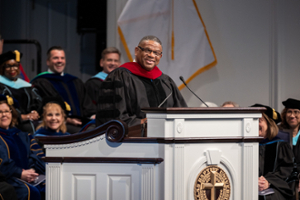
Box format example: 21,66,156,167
48,68,64,76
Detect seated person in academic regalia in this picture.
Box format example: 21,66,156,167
0,50,42,133
34,96,70,137
97,35,187,127
85,47,121,105
0,95,45,200
251,104,294,200
278,98,300,191
31,46,96,133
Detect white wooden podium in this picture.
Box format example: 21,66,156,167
38,107,263,200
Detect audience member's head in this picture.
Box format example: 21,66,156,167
46,46,66,74
135,35,163,71
251,104,279,140
0,50,22,80
100,47,121,74
37,96,69,133
0,95,19,129
280,98,300,130
221,101,239,108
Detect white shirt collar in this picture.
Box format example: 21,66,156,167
48,68,64,76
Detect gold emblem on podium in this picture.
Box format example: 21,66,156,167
194,166,230,200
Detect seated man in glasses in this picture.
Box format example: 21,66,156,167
85,47,121,105
0,51,42,133
97,35,187,127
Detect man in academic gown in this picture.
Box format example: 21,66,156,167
85,47,121,105
31,46,96,133
97,35,187,127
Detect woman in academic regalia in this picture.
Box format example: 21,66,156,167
34,96,70,137
0,95,45,200
278,98,300,192
0,50,42,133
251,104,294,200
279,99,300,144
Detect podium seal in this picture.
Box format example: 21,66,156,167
194,166,230,200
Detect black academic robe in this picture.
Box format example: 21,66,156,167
278,126,300,175
0,83,42,114
85,77,103,105
31,73,96,119
259,137,294,200
292,135,300,175
97,63,187,127
0,83,42,133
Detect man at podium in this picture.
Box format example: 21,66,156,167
96,35,187,127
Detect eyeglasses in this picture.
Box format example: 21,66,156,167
4,64,19,70
0,110,12,115
287,110,300,116
138,46,162,57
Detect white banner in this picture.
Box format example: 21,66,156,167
118,0,217,89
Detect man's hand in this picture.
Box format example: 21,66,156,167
67,117,82,126
140,118,147,124
258,176,269,191
21,169,39,183
90,114,96,120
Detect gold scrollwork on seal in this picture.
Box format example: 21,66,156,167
194,166,230,200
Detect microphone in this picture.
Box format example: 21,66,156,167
158,80,173,108
179,76,209,107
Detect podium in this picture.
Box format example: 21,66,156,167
38,107,263,200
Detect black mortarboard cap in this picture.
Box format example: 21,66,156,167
251,103,281,124
39,96,71,116
282,98,300,110
0,94,20,109
0,50,23,66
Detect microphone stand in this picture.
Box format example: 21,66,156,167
179,76,208,107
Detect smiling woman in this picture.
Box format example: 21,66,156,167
0,95,45,200
0,51,42,134
34,96,70,137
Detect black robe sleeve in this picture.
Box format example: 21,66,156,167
27,87,43,112
85,78,103,105
31,77,61,98
72,78,96,118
